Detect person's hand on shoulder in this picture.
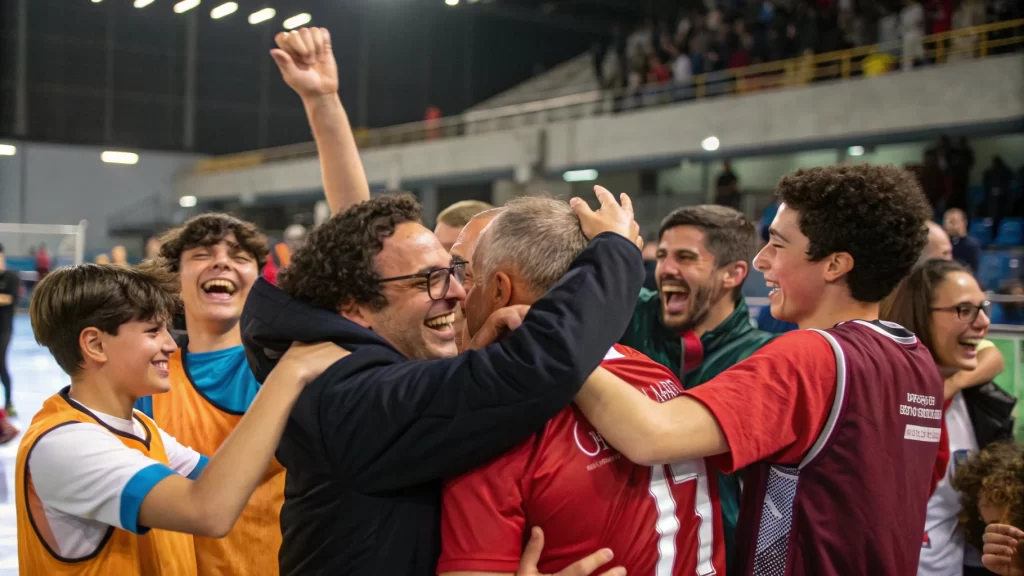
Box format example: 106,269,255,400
274,341,350,386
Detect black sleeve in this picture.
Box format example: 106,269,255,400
3,273,18,297
320,233,644,493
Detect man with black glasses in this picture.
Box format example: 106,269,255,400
241,190,642,576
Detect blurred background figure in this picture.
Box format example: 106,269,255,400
434,200,495,252
110,245,128,266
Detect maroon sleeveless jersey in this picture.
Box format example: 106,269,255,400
732,320,944,576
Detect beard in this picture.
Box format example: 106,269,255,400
660,277,727,333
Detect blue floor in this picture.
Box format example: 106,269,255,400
0,314,73,574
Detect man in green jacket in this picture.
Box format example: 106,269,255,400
619,205,775,574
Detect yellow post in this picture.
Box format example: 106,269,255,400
936,37,944,64
980,31,989,57
696,76,705,99
842,53,851,79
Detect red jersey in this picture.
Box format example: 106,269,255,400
439,345,725,576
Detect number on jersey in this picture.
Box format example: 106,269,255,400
648,460,716,575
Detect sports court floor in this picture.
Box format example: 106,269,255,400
0,314,73,575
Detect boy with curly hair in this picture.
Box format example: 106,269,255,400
574,164,945,575
952,442,1024,576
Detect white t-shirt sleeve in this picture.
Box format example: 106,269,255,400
28,422,177,535
158,427,208,480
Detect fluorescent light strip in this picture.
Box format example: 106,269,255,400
283,13,312,30
179,195,198,208
101,151,139,165
0,145,16,156
248,7,275,24
134,0,155,8
563,169,599,183
174,0,200,13
211,2,237,19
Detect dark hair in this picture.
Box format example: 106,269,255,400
436,200,495,228
658,205,757,300
776,164,931,303
879,258,968,360
951,442,1024,550
30,264,179,376
279,193,423,311
154,213,269,273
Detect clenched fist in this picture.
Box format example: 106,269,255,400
271,27,339,100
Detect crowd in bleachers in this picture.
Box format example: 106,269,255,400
592,0,1022,92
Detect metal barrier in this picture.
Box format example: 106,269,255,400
189,19,1024,175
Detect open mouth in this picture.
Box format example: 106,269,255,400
766,281,780,298
958,336,982,354
661,284,690,314
152,360,169,376
201,279,237,300
425,312,456,333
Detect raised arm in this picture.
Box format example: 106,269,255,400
271,28,370,215
138,342,346,536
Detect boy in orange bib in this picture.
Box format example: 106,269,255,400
17,264,345,575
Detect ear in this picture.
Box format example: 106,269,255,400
338,299,372,329
823,252,855,283
79,327,107,366
492,271,515,309
720,260,749,292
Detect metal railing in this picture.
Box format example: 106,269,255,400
189,19,1024,176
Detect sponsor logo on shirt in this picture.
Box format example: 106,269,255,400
641,379,684,403
573,420,621,471
904,424,942,442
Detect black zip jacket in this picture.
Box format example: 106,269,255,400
240,232,643,576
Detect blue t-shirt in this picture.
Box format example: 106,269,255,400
136,345,260,417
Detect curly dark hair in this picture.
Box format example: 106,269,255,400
154,213,269,273
951,442,1024,550
775,164,931,303
278,193,422,311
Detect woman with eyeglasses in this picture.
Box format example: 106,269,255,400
881,258,1006,576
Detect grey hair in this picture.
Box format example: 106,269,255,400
474,196,587,297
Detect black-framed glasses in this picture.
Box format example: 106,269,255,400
378,261,467,300
931,301,992,323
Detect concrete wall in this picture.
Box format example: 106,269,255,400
0,142,201,256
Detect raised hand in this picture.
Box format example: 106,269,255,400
271,27,339,100
515,527,625,576
982,524,1024,576
570,186,641,247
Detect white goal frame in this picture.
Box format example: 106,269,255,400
0,220,88,272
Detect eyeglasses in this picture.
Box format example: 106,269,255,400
931,301,992,323
379,261,467,301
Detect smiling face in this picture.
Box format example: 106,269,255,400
362,222,467,360
656,225,729,332
449,211,500,351
928,271,990,371
754,203,829,326
94,319,178,397
178,233,259,331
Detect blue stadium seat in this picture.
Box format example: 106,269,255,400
976,252,1009,291
968,218,994,246
988,303,1006,324
967,185,986,211
994,218,1024,247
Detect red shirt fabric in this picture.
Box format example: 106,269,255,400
685,330,838,472
438,344,725,575
262,257,279,286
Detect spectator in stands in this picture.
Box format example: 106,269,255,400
922,149,951,216
998,279,1024,324
94,254,111,265
0,243,20,420
641,232,658,292
944,208,982,273
433,200,495,252
900,0,926,69
982,156,1014,228
923,221,954,261
715,160,741,210
111,245,129,266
